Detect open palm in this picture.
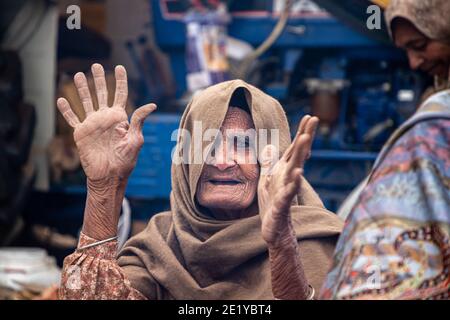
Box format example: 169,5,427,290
259,115,318,246
57,64,156,181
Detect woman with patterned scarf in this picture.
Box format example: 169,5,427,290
318,0,450,299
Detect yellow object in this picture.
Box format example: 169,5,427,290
371,0,390,9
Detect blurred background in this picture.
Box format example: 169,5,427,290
0,0,433,299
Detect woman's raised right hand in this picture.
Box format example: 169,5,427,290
57,63,156,182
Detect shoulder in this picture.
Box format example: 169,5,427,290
372,118,449,183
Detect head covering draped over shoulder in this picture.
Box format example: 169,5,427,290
117,80,343,300
385,0,450,45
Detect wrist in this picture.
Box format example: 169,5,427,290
82,176,127,240
87,176,128,192
266,220,297,250
81,211,118,240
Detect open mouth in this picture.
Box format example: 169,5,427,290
209,179,241,186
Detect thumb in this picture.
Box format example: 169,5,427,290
129,103,157,137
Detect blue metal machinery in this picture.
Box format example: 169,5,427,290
151,0,380,97
127,114,180,199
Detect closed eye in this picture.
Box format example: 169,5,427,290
407,39,427,51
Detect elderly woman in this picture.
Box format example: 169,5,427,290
57,63,342,300
317,0,450,299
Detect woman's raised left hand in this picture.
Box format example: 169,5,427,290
258,115,319,247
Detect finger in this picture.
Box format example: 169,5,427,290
304,116,319,138
286,133,311,173
260,144,278,175
56,98,80,127
129,103,157,137
91,63,108,109
297,115,311,136
304,116,318,159
283,115,311,160
113,65,128,108
74,72,94,116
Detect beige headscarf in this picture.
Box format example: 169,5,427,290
117,80,343,300
385,0,450,45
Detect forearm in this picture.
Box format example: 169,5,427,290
61,177,146,300
82,176,127,240
268,228,311,300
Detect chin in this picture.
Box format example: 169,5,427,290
431,65,449,79
197,185,256,212
199,194,254,211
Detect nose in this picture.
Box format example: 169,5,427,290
214,161,236,171
210,140,237,171
407,50,424,70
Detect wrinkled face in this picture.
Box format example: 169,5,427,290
196,107,259,220
393,18,450,78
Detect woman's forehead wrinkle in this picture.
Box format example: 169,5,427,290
220,107,254,133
